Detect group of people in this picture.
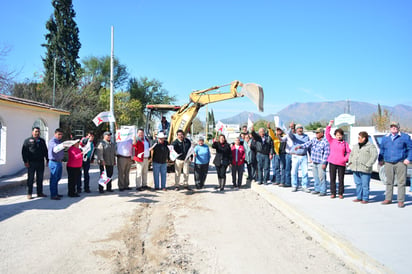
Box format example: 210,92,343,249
237,120,412,208
21,119,412,208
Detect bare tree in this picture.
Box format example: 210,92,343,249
0,45,18,94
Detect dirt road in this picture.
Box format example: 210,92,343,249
0,165,353,273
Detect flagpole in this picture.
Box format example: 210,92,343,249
110,26,115,135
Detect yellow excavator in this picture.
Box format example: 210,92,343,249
145,80,264,144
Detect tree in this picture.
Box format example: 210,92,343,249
372,104,391,132
129,77,175,106
42,0,81,88
305,121,326,131
82,56,129,90
192,118,204,134
0,45,18,94
128,77,176,125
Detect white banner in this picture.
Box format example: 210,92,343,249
115,126,135,143
92,111,116,126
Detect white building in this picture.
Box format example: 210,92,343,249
0,94,70,177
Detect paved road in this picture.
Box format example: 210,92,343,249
254,169,412,274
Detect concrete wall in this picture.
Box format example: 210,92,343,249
0,102,62,177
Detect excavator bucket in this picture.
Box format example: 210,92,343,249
239,83,264,112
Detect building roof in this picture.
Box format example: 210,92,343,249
0,94,70,115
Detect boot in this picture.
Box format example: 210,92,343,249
220,178,226,191
215,178,221,190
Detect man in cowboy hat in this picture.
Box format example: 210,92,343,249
151,132,169,190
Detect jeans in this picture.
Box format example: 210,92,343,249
285,154,292,186
82,160,91,191
312,162,326,193
271,156,276,181
291,155,308,188
256,153,270,183
274,154,286,184
353,171,371,201
194,163,209,188
48,160,62,197
153,162,167,189
231,163,244,187
246,161,256,181
27,161,45,195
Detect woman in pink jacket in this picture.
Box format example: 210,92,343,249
231,137,246,189
67,140,84,197
326,120,351,199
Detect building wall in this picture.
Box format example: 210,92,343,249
0,102,62,177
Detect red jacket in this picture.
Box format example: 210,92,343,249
231,145,245,166
133,137,150,162
67,146,83,168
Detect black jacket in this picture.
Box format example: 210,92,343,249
152,141,170,164
251,131,274,155
22,137,48,163
172,138,192,161
212,141,232,166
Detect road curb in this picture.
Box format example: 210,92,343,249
251,183,394,274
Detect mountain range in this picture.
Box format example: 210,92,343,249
220,100,412,130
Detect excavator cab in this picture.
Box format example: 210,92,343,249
145,104,181,143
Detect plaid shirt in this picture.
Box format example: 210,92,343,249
300,137,330,164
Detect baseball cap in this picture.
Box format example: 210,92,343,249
103,131,112,136
390,121,400,128
315,128,324,133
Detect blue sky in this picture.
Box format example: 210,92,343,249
1,0,411,121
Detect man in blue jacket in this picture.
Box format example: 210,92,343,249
378,121,412,208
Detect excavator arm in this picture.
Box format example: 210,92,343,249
166,80,263,143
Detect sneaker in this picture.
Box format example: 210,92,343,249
291,187,298,192
311,191,320,195
302,188,311,193
319,193,326,197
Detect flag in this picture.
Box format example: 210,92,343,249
184,145,195,162
98,170,111,186
115,126,135,142
247,117,253,130
274,116,287,132
92,111,116,126
215,121,224,132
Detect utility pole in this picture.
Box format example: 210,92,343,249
110,26,115,135
53,57,56,107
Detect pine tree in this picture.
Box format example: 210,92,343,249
42,0,81,88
